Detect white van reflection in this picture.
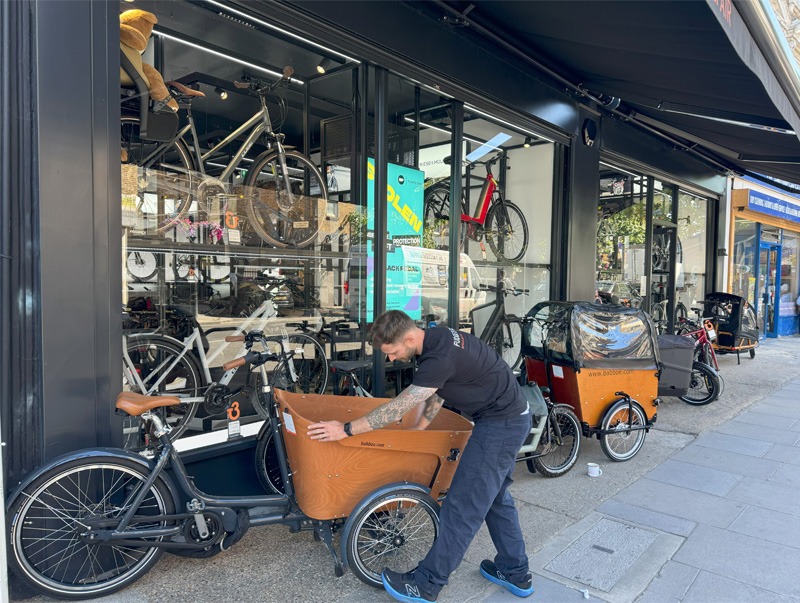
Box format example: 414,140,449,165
344,245,485,325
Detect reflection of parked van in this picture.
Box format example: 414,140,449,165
344,245,485,323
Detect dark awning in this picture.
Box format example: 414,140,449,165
443,0,800,187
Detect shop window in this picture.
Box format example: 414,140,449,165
676,191,708,311
120,2,367,445
596,171,648,307
731,219,757,303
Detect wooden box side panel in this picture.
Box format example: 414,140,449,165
575,369,659,425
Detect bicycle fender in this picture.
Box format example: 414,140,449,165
339,481,431,568
5,447,182,512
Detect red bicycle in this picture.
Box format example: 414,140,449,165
423,152,529,262
675,312,723,405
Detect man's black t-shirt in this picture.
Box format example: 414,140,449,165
412,327,526,421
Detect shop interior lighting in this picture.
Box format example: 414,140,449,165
214,87,228,100
316,58,333,75
403,116,484,145
202,0,360,64
523,136,532,148
464,104,555,143
152,30,305,85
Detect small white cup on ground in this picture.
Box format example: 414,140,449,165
587,462,602,478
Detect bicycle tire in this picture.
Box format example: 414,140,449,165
126,251,158,281
251,333,329,420
423,183,466,250
207,258,231,283
674,302,688,322
600,398,647,461
254,426,285,494
342,489,440,588
244,150,326,248
651,303,666,335
485,200,528,262
529,405,581,477
121,115,194,234
679,361,721,405
7,456,175,600
124,334,203,441
493,318,523,369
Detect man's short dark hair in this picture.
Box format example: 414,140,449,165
370,310,416,348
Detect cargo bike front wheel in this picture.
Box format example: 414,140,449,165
340,485,440,588
599,398,648,462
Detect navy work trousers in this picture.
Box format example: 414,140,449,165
414,411,531,597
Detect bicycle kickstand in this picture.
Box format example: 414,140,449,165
314,521,344,577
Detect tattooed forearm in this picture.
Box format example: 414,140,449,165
364,385,438,430
422,394,444,422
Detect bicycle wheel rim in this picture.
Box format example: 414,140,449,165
11,462,170,597
124,337,202,440
266,334,329,394
121,116,193,234
423,185,453,249
486,202,527,262
244,151,326,248
499,320,523,369
601,401,646,461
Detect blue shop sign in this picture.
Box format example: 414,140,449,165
748,190,800,223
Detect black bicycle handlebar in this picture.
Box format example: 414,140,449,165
479,283,529,296
234,66,294,94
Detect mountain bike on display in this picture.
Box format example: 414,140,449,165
423,152,529,262
7,349,473,599
121,67,327,248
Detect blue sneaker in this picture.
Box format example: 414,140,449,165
382,569,436,602
480,559,534,597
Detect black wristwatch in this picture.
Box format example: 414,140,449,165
343,422,353,437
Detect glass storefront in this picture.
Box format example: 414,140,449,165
732,219,799,337
119,2,558,444
597,168,713,334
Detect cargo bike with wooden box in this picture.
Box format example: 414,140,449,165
6,344,472,600
521,301,661,462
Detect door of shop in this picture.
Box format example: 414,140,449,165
757,242,781,338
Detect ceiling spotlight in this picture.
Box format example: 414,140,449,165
316,57,333,75
523,136,532,148
214,87,228,100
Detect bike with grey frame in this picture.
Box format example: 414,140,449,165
121,66,327,247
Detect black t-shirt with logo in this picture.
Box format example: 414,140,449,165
412,327,526,422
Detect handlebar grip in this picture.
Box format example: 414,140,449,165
225,335,246,342
222,357,247,371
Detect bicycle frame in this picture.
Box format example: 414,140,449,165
123,299,279,402
138,93,282,184
107,365,305,551
680,319,720,370
463,170,498,226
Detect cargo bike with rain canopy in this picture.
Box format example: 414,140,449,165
521,301,661,462
702,292,758,363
